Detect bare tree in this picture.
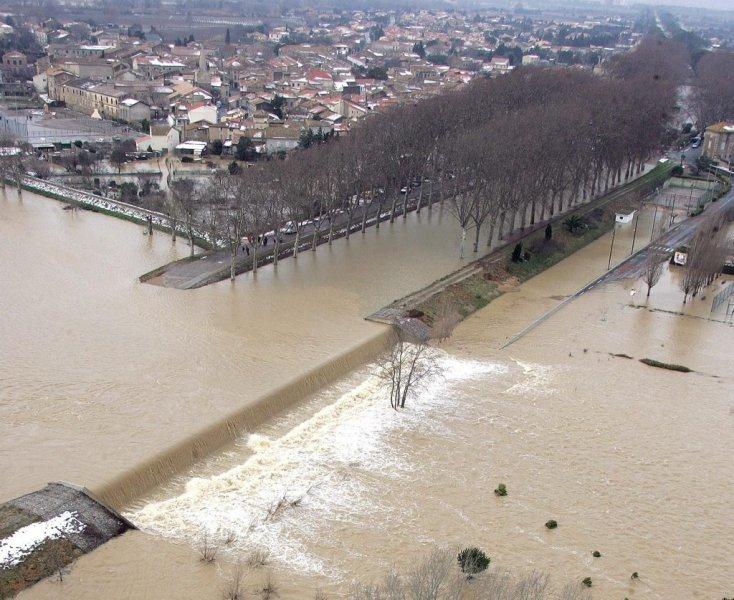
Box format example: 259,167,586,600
169,178,198,256
350,548,591,600
376,328,441,410
196,531,219,563
221,561,247,600
642,243,668,298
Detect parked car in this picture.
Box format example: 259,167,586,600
691,137,701,148
279,221,298,234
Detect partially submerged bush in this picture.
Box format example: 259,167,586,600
582,577,592,588
639,358,692,373
494,483,508,497
457,547,490,574
592,550,601,558
545,520,558,529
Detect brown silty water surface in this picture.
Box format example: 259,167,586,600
0,187,481,507
15,190,732,599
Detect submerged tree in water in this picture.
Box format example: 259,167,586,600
376,328,440,410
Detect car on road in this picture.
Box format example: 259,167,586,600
691,136,701,148
279,221,298,235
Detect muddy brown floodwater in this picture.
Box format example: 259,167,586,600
4,189,732,600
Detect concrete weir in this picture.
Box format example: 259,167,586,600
0,482,134,597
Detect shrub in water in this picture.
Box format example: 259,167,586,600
494,484,507,497
545,520,558,529
582,577,592,588
457,547,490,574
592,550,601,558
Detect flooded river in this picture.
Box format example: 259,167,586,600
3,188,732,599
0,187,475,506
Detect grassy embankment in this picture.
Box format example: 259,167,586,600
413,163,674,327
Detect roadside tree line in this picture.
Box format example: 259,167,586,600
164,36,685,278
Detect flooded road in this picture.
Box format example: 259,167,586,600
4,188,732,599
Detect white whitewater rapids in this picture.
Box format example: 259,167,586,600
129,351,507,575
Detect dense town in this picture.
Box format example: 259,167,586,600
0,1,730,160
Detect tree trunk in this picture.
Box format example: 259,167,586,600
389,191,398,223
188,227,194,257
416,178,424,214
486,219,495,249
361,201,368,233
230,251,236,281
459,227,467,258
293,229,300,257
402,174,412,219
345,210,353,239
473,223,481,253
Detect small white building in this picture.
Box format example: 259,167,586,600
615,210,636,224
175,140,208,157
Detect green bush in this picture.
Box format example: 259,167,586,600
457,547,490,574
494,484,507,497
563,214,588,235
511,242,523,262
671,164,684,176
582,577,592,588
545,520,558,529
592,550,601,558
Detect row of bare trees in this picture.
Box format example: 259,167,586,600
680,213,731,303
166,37,683,275
692,50,734,129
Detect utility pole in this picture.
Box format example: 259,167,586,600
607,221,617,270
630,208,640,255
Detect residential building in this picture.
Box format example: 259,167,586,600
703,122,734,163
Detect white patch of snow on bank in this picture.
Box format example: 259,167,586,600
0,511,85,569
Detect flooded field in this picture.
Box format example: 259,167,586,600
4,187,732,599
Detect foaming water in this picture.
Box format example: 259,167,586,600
130,352,507,577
